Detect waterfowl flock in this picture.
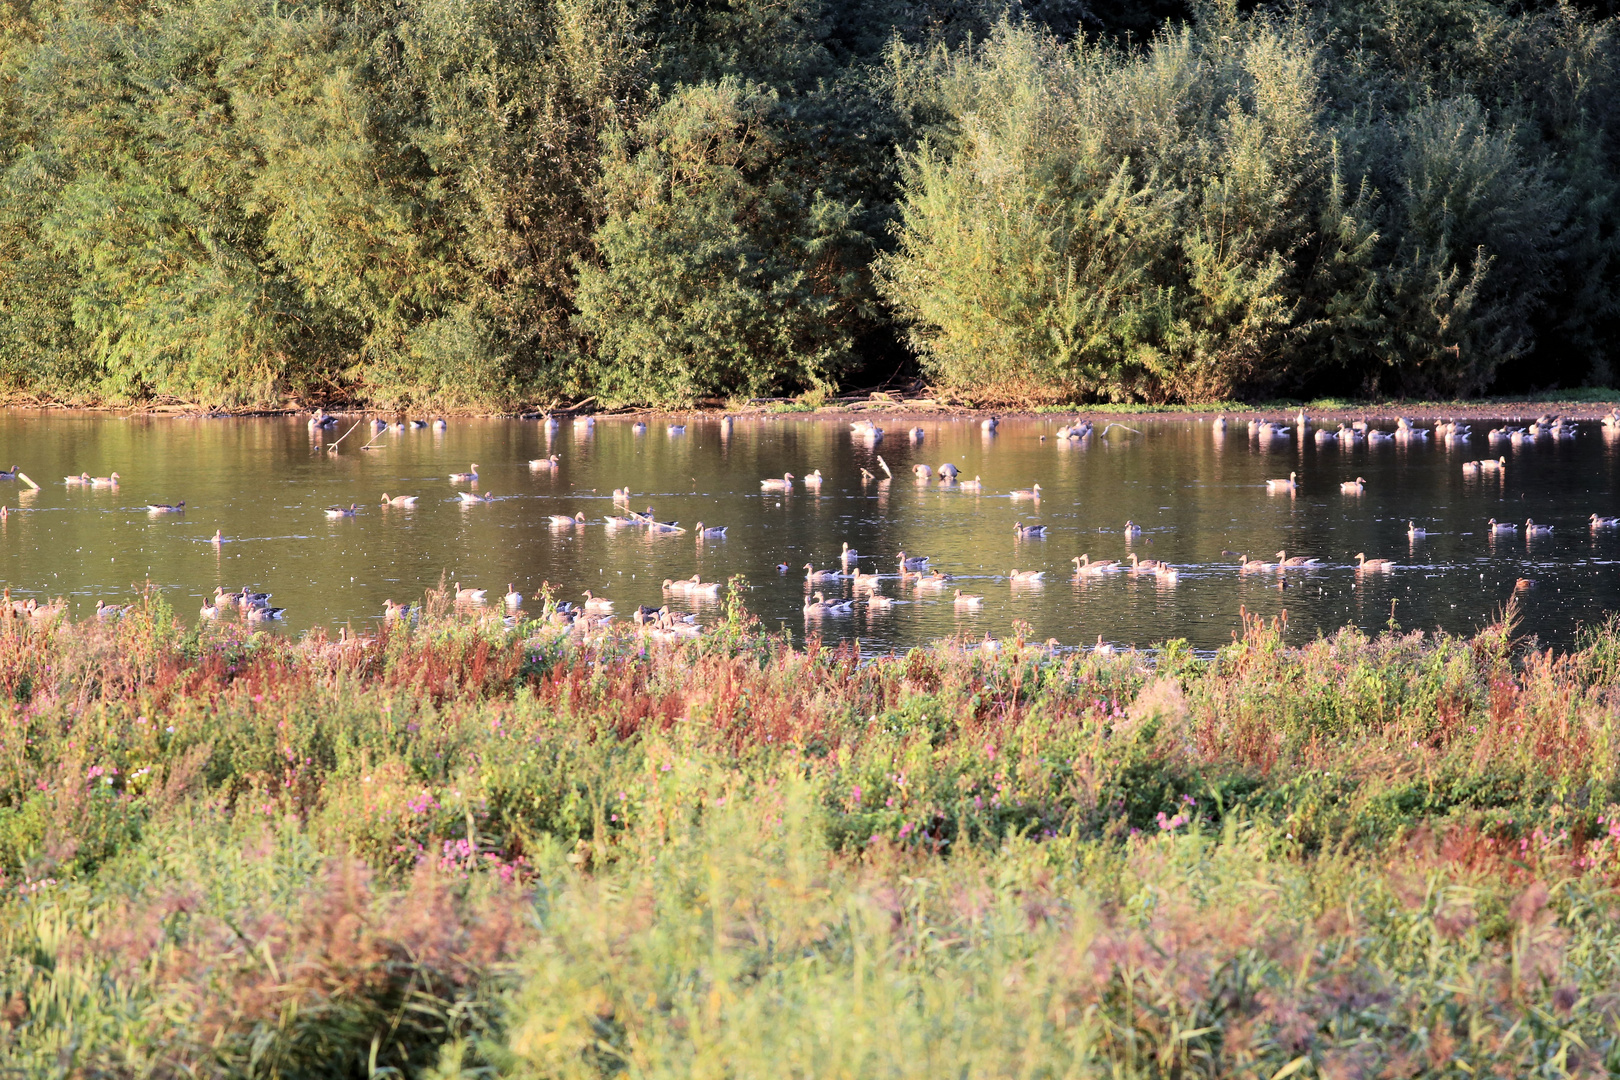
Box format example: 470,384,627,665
1,407,1615,646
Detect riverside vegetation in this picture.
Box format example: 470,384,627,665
2,588,1620,1075
0,0,1618,408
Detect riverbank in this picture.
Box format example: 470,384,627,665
2,595,1617,1074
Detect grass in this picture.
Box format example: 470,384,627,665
1,593,1619,1075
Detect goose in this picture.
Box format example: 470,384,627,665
146,501,185,513
246,605,286,623
805,563,841,584
851,568,882,590
325,503,358,517
199,601,220,620
953,589,984,608
867,593,895,609
1515,577,1536,592
913,569,951,588
582,591,614,614
603,513,637,529
1009,484,1043,501
433,418,446,430
720,415,734,434
1092,635,1115,656
1590,514,1620,530
573,415,595,430
913,463,932,480
94,599,129,619
529,455,561,470
504,584,524,609
959,476,983,491
1212,415,1228,434
239,587,272,607
64,473,91,485
849,419,879,435
685,577,722,597
1525,519,1554,537
611,487,632,504
1008,569,1046,583
1130,553,1167,574
667,424,686,435
1479,457,1507,473
803,591,838,616
1295,409,1310,430
1397,426,1431,441
1340,477,1366,494
1014,524,1048,538
938,463,959,479
1072,555,1118,576
760,473,795,491
1488,427,1511,443
631,421,647,434
1123,520,1142,536
1487,518,1519,534
542,414,561,431
662,578,692,595
1275,551,1321,568
453,583,487,604
1265,472,1297,494
410,419,428,429
384,599,411,620
804,470,824,488
645,518,684,534
1230,552,1272,572
1314,428,1338,445
449,464,479,483
90,472,120,487
693,522,728,538
1157,564,1180,584
981,417,1000,432
0,465,16,481
211,530,223,544
1354,553,1397,572
909,427,925,442
1407,521,1428,538
1461,460,1482,475
897,552,930,572
546,511,586,526
458,491,493,504
839,542,859,566
212,586,243,607
978,632,1003,655
380,493,419,506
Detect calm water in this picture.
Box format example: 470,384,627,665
1,411,1617,651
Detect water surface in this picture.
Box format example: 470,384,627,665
2,411,1616,651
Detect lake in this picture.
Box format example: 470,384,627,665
1,409,1616,651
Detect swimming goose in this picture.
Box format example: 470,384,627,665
851,567,881,590
384,599,411,620
981,417,999,432
1407,521,1428,538
1590,514,1620,530
212,586,243,607
1461,460,1481,475
803,591,838,616
1230,553,1273,572
908,427,925,442
1525,519,1553,537
380,493,419,506
612,488,631,504
805,563,841,584
760,473,795,491
90,473,120,487
938,463,959,479
1092,635,1115,656
453,583,488,604
325,503,357,517
804,470,824,488
849,419,878,434
200,601,220,620
0,465,18,480
603,513,637,529
897,551,930,572
410,419,428,429
1123,520,1142,536
662,578,692,594
839,542,859,566
433,418,446,430
246,605,287,623
867,593,895,609
693,522,728,538
94,599,129,619
573,415,595,430
64,473,91,485
580,591,614,614
529,455,561,470
1314,428,1338,445
504,584,524,609
1014,524,1048,538
1354,553,1397,571
1130,553,1167,573
211,530,222,544
685,577,722,597
631,421,647,434
1072,555,1119,576
239,587,272,607
1265,472,1297,494
1213,415,1227,434
546,511,586,526
458,491,493,504
1478,457,1507,473
959,476,983,491
1340,477,1366,494
913,569,951,588
449,464,479,482
1009,484,1042,501
1157,564,1180,584
1274,551,1321,567
913,463,932,480
667,424,686,435
954,589,984,608
1008,569,1046,583
1487,518,1518,534
146,501,185,513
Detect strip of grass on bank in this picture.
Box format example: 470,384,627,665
0,590,1617,1076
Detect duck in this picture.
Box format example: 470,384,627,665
380,493,419,506
504,584,524,609
582,591,614,614
803,469,824,488
383,599,411,620
1590,513,1620,530
1354,553,1397,572
1274,551,1321,568
146,501,185,513
458,491,493,504
449,464,479,482
897,551,930,572
1487,518,1519,534
1123,520,1142,536
760,473,795,492
805,563,841,584
1014,524,1048,538
90,472,120,487
1340,476,1366,494
1008,569,1046,583
958,476,983,491
529,455,561,470
1130,553,1167,574
325,503,358,517
94,599,129,619
1525,519,1554,537
1009,484,1043,501
953,589,984,608
546,511,586,526
64,473,91,485
1407,521,1428,538
246,605,287,623
1265,472,1297,494
1072,555,1118,576
453,583,488,604
693,522,728,538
